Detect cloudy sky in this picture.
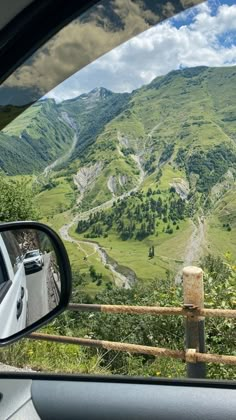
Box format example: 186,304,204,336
46,0,236,101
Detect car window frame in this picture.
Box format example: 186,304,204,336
0,248,12,304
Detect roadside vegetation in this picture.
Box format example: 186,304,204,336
0,251,234,379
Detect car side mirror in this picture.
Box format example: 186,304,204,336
0,221,72,346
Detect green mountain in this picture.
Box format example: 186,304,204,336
66,66,236,209
0,99,75,174
0,88,129,175
1,65,236,205
59,87,129,158
1,64,236,307
1,65,235,383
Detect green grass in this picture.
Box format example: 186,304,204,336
0,323,107,374
67,229,114,296
159,166,186,190
7,174,36,184
207,218,236,259
2,104,40,137
213,189,236,226
113,110,146,144
207,189,236,259
35,178,75,218
40,211,71,232
141,165,185,192
71,218,192,283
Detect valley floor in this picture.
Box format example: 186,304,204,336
33,165,236,299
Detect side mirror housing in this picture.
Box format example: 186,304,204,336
0,221,72,346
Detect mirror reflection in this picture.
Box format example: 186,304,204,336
0,228,61,339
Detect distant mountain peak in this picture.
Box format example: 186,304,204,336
62,87,114,105
89,87,113,98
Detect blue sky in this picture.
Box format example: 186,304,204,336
171,0,236,27
47,1,236,101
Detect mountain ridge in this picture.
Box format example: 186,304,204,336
1,65,236,188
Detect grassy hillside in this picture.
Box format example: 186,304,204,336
2,65,236,281
59,88,129,158
0,100,74,175
66,66,236,209
208,187,236,259
34,177,76,218
1,66,235,188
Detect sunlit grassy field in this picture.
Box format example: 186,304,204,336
70,218,192,283
35,178,75,218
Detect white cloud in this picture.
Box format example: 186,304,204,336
47,2,236,100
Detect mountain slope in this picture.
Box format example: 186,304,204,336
1,66,236,192
2,65,236,278
0,99,75,175
71,66,236,209
0,88,129,175
58,87,129,158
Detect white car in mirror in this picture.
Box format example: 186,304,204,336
23,249,44,273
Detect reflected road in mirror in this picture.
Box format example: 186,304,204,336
0,228,61,339
26,250,60,325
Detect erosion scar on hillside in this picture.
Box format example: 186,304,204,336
175,216,207,284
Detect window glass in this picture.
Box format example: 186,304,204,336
0,250,8,286
1,232,23,274
25,251,40,258
0,0,235,380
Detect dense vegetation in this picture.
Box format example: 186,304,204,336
0,254,234,379
77,188,185,240
0,100,74,175
176,144,236,192
0,177,37,221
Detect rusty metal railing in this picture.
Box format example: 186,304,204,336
29,266,236,375
29,333,236,366
68,303,236,318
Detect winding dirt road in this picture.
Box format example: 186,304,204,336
46,119,205,287
59,221,136,288
59,149,146,288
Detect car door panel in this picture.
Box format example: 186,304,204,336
0,379,39,419
0,376,235,420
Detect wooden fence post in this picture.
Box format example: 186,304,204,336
182,266,206,378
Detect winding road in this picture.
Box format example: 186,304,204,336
58,131,149,288
59,150,146,288
26,254,50,324
44,118,205,287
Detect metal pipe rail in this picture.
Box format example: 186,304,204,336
68,303,236,319
29,267,235,375
29,333,236,366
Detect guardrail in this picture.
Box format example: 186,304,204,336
68,303,235,318
30,266,236,378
